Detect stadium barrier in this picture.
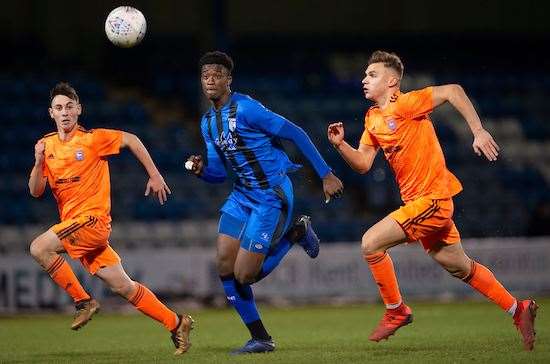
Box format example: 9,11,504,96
0,237,548,312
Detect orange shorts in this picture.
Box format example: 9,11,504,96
389,197,461,252
51,215,121,274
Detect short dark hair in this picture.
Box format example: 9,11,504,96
50,82,79,104
368,51,404,79
199,51,234,74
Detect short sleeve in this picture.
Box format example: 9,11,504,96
92,129,123,157
360,130,379,147
359,113,379,147
395,87,434,119
41,138,53,180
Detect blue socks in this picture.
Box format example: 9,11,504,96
220,274,270,339
219,236,293,340
256,237,292,282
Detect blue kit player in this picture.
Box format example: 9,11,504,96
186,51,344,354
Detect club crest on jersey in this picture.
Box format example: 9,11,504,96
254,243,264,250
75,149,85,161
228,117,237,132
387,118,397,131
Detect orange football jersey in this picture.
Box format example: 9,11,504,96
41,127,123,222
360,87,462,202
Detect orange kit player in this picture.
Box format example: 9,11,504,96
327,51,538,351
28,82,193,355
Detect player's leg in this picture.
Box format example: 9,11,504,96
95,259,193,355
255,214,322,283
429,239,537,350
366,197,459,329
363,198,449,341
429,241,515,308
229,195,296,354
29,223,95,329
30,229,90,302
362,215,408,308
257,180,321,283
217,231,274,353
254,178,297,281
216,191,277,353
361,215,412,341
229,247,275,354
218,235,274,354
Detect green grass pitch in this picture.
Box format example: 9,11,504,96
1,299,548,363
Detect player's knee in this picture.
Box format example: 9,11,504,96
361,233,380,257
29,238,47,259
436,254,471,280
216,255,234,276
234,270,255,285
111,280,136,298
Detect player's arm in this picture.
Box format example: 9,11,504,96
186,139,227,184
271,119,344,202
247,102,344,201
121,131,171,204
28,139,47,197
432,84,500,161
328,122,378,174
274,121,331,177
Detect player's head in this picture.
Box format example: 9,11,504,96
199,51,233,102
363,51,404,101
48,82,82,133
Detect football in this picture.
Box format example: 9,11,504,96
104,6,147,48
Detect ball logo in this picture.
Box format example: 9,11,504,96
108,17,131,36
75,149,85,161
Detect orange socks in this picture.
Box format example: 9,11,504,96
365,252,403,309
366,252,517,315
46,256,90,303
463,261,517,314
129,283,179,331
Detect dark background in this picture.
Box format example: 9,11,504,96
1,0,550,241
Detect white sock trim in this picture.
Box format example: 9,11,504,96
386,300,403,309
507,300,518,316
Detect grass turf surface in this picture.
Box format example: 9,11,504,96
0,299,548,363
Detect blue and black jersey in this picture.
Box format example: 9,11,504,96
199,92,331,190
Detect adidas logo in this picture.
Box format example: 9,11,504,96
48,153,55,159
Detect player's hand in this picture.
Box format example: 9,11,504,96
145,174,172,205
328,122,345,147
34,139,45,165
473,128,500,161
185,155,204,175
322,172,344,203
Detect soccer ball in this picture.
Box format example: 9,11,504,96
104,6,147,48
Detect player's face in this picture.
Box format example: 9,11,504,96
49,95,81,133
201,64,232,101
362,63,396,101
